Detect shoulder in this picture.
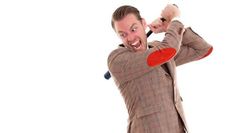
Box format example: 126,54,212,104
107,44,129,63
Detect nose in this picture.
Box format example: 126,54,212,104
127,34,135,44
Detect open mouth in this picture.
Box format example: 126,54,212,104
131,40,141,49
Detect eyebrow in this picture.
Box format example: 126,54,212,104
129,23,137,30
117,23,137,34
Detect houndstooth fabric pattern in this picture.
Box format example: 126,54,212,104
108,21,212,133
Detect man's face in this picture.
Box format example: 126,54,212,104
114,14,147,52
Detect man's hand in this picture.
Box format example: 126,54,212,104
161,4,180,22
148,4,181,34
148,17,169,33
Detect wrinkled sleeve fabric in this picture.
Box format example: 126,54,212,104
174,27,213,66
108,21,184,84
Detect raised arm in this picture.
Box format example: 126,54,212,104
108,20,184,84
174,27,213,66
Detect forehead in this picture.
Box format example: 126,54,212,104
114,14,141,32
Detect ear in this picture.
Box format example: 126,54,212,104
141,18,147,29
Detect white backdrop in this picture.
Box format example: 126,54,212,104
1,0,236,133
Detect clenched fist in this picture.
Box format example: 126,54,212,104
161,4,180,22
148,4,181,33
148,17,169,33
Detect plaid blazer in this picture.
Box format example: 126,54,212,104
108,21,213,133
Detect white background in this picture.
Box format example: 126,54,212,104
0,0,236,133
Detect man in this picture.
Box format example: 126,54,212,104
107,4,213,133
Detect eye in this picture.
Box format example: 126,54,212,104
119,33,127,38
131,27,137,32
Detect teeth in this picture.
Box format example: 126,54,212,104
131,41,139,46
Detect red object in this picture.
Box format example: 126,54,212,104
147,48,176,67
198,47,213,60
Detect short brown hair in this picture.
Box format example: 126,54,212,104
111,5,142,29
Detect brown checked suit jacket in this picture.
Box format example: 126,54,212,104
107,21,213,133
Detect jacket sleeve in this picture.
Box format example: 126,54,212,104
108,21,184,84
174,27,213,66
